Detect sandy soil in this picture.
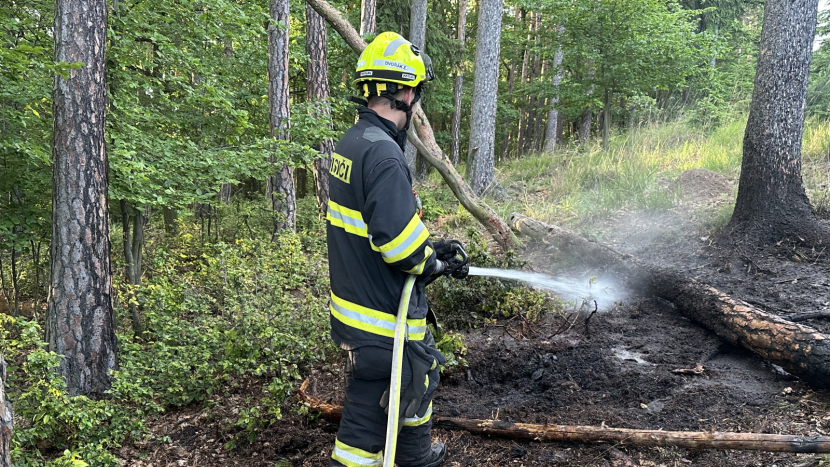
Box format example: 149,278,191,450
124,169,830,467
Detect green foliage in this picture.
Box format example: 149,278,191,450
427,229,563,330
809,11,830,119
0,316,150,467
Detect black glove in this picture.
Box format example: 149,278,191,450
380,340,447,424
432,239,469,280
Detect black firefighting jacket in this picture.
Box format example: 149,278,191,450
327,107,438,351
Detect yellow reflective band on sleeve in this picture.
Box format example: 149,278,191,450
403,402,433,427
404,246,433,275
375,214,430,264
327,200,369,237
330,292,426,340
332,438,383,467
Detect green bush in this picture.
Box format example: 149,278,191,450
426,228,564,330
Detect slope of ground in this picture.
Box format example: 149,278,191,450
124,169,830,467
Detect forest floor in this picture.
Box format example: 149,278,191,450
123,168,830,467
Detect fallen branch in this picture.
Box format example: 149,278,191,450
304,0,516,250
786,310,830,322
297,379,830,453
508,213,830,390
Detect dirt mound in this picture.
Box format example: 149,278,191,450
676,168,734,204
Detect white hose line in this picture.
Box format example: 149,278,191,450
383,274,417,467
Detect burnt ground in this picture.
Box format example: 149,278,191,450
124,169,830,467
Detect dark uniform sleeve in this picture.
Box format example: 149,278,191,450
363,157,437,275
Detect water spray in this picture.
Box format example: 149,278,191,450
467,266,623,311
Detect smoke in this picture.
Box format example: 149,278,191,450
467,267,625,311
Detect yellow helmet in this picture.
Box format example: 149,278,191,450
353,32,435,98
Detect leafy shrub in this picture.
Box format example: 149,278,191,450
426,228,563,330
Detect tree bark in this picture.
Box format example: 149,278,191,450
522,13,542,155
306,3,334,213
602,88,611,149
47,0,118,397
359,0,376,37
297,379,830,452
0,355,11,467
450,0,467,165
305,0,516,250
727,0,829,246
508,213,830,390
407,0,428,180
577,108,592,144
467,0,503,195
266,0,295,234
543,26,564,153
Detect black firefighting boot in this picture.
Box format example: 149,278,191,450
398,441,446,467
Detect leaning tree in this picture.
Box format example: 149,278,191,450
46,0,118,397
727,0,830,246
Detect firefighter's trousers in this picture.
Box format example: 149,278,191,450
329,335,438,467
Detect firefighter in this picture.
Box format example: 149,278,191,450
326,32,468,467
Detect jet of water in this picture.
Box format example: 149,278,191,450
467,266,623,311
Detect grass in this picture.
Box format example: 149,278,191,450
486,117,830,228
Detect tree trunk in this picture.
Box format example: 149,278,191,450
577,108,592,144
522,13,542,155
266,0,295,234
162,207,178,235
515,9,530,157
0,355,10,467
407,0,428,180
450,0,467,165
306,3,334,213
359,0,376,37
543,26,564,153
47,0,117,397
727,0,829,246
467,0,503,195
602,89,611,149
508,213,830,390
120,200,145,336
298,379,830,453
305,0,516,249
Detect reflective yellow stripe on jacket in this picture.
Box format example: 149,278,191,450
327,200,369,237
374,214,429,264
330,292,426,341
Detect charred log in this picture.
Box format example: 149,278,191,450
508,213,830,390
297,379,830,453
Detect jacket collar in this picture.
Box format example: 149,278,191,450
358,107,407,150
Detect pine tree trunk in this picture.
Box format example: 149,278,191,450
163,206,178,235
467,0,503,195
47,0,117,397
515,9,530,157
543,27,564,153
0,354,11,467
267,0,295,233
522,13,542,155
450,0,467,165
306,3,333,212
499,60,516,160
603,89,611,149
359,0,376,37
407,0,428,179
727,0,829,246
120,200,145,336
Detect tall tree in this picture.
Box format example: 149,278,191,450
467,0,503,195
307,4,334,211
450,0,467,165
727,0,829,246
267,0,295,233
360,0,376,37
406,0,428,179
46,0,117,397
1,354,10,467
543,25,564,153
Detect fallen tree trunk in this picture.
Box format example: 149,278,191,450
304,0,516,250
508,213,830,390
297,379,830,453
1,355,12,467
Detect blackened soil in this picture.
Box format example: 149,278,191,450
128,169,830,466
